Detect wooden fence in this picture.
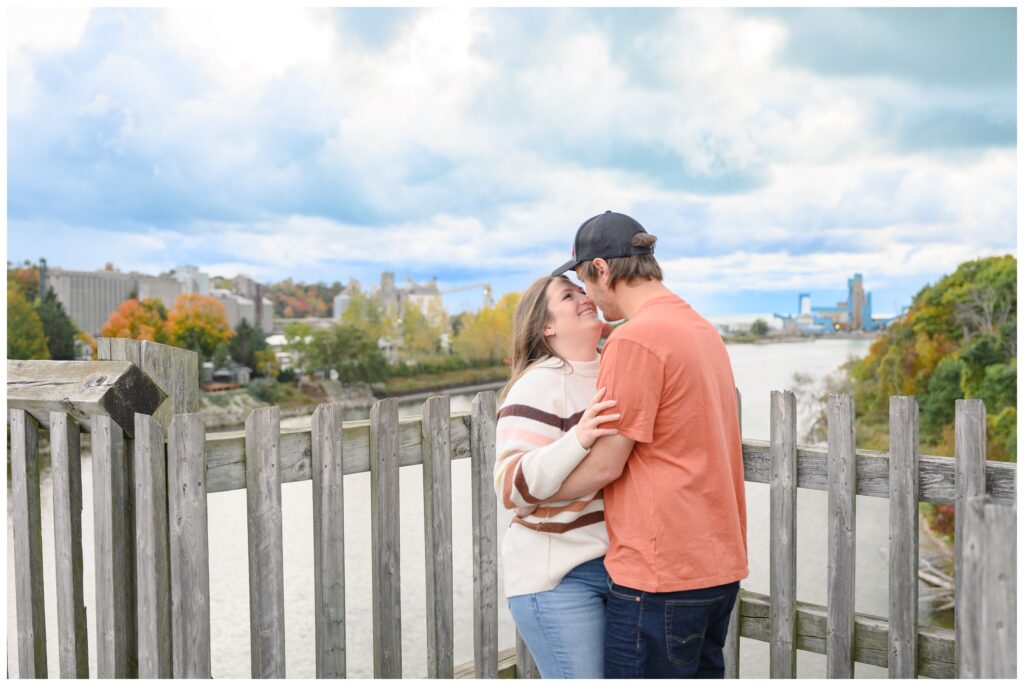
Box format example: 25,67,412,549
6,340,1017,678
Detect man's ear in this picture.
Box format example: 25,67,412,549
592,258,611,285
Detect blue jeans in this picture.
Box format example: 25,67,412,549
604,579,739,678
507,557,609,678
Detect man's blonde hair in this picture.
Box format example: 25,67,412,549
576,233,662,289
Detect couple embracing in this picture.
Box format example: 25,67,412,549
494,212,748,679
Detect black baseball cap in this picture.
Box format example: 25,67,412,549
551,211,653,277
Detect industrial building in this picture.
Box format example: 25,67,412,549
43,264,273,336
774,274,898,334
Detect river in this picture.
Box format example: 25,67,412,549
11,338,936,678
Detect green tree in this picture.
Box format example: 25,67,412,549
306,323,388,383
8,287,50,360
750,319,770,337
36,289,79,360
283,321,314,371
848,255,1016,458
229,319,268,372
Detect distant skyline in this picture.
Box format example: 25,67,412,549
7,7,1017,315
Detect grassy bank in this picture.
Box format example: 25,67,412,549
379,364,509,395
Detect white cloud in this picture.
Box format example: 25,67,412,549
8,8,91,53
6,7,1016,309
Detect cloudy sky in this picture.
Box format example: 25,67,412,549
6,6,1017,316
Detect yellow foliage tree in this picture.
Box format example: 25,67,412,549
452,292,519,364
167,294,234,358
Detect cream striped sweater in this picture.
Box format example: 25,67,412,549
494,356,608,598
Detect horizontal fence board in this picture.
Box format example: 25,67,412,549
206,413,473,493
205,418,1013,505
454,647,517,679
738,590,955,678
8,359,166,436
741,440,1014,505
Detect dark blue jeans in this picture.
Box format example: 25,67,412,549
604,579,739,678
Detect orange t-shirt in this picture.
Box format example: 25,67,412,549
597,294,748,592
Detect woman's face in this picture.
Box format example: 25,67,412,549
543,277,603,347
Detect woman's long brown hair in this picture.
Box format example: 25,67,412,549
499,275,571,403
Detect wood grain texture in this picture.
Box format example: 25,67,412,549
8,358,166,435
49,412,89,678
887,396,919,678
953,399,985,677
422,396,454,678
134,413,172,677
976,500,1016,679
470,392,499,678
311,403,346,678
769,390,797,678
724,388,742,679
245,406,287,678
370,399,403,678
826,394,856,678
168,413,212,678
204,412,473,492
739,441,1014,505
91,413,131,677
514,630,540,679
738,590,955,678
960,497,1017,678
10,409,47,678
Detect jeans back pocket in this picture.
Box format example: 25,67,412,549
664,596,722,668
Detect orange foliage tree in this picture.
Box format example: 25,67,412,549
167,293,233,357
100,298,171,343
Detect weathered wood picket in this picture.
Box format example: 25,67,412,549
6,340,1018,679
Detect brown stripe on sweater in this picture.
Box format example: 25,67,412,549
530,491,603,518
501,453,524,509
497,404,586,431
514,462,541,505
511,510,605,534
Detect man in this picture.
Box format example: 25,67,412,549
548,211,748,678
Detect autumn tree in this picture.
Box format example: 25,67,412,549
452,292,519,364
167,293,233,358
8,287,49,360
100,298,170,343
341,284,395,342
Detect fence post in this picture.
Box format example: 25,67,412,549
422,396,454,678
50,411,89,678
168,413,212,678
245,406,286,678
92,413,131,677
960,496,1016,678
470,391,499,678
826,394,856,678
370,398,403,678
10,409,47,678
135,413,173,677
312,403,346,678
954,399,986,677
888,396,919,678
769,390,797,678
99,338,199,678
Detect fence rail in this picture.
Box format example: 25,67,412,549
6,343,1018,679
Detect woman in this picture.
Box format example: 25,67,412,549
494,274,620,678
